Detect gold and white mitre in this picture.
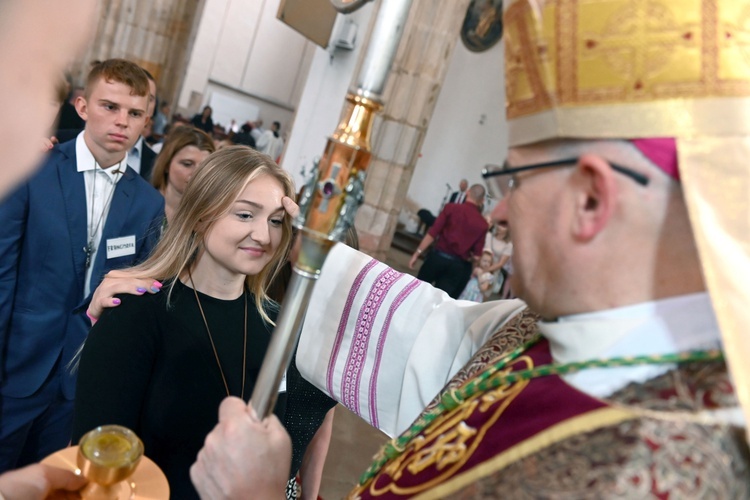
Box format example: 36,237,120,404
504,0,750,436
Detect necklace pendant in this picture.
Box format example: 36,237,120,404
84,244,92,269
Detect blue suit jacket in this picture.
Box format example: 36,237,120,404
0,139,164,400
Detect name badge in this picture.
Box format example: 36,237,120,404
106,235,136,259
278,371,287,393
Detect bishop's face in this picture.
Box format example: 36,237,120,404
492,145,570,317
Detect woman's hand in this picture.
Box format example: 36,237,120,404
41,136,58,152
487,254,510,274
86,270,162,325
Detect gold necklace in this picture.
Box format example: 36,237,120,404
188,273,248,399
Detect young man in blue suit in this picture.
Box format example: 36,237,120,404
0,59,165,470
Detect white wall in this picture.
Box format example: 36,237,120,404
281,5,375,189
178,0,315,133
406,40,507,220
187,1,508,223
283,19,507,223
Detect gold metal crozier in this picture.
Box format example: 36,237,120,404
250,0,414,417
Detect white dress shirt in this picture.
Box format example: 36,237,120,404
126,136,144,174
75,133,126,297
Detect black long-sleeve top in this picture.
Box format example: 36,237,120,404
72,279,287,499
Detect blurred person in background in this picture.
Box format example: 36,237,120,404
151,125,216,225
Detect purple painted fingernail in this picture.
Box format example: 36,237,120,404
113,298,121,305
136,287,147,293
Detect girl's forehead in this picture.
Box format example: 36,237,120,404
231,174,286,210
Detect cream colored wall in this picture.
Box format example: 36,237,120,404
406,40,507,220
177,1,506,225
283,24,507,224
281,5,375,189
178,0,316,133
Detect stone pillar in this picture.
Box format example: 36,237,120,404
68,0,205,109
354,0,472,260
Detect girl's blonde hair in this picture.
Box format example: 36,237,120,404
130,145,295,324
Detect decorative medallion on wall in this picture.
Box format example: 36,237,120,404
461,0,503,52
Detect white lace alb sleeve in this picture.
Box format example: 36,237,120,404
296,243,526,437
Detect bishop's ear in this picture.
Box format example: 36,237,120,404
570,154,618,241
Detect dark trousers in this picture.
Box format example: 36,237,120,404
0,363,73,472
417,250,473,299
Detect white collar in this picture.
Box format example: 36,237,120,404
131,136,144,156
538,293,722,397
75,132,127,181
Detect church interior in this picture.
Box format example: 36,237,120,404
50,0,503,497
64,0,506,262
8,0,746,498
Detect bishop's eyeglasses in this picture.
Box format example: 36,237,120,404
482,158,650,198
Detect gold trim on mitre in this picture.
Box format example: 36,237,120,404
502,0,750,440
503,0,750,145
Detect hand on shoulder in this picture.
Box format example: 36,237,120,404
87,270,162,325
